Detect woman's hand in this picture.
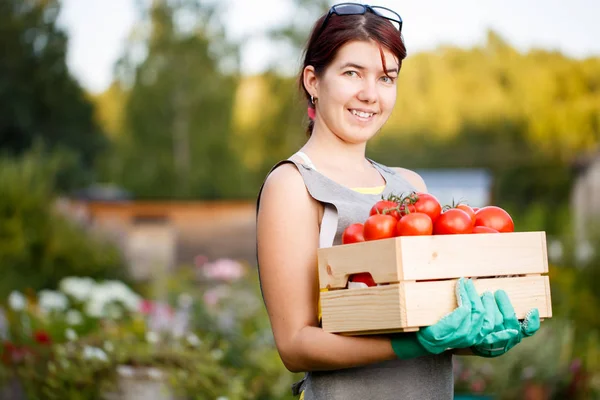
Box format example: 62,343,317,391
471,290,540,358
415,278,493,354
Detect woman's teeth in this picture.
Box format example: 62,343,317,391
351,110,374,118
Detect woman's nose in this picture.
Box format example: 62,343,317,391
357,80,377,103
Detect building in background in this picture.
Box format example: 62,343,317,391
416,169,493,208
62,169,493,279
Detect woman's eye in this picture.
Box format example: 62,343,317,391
381,75,396,84
344,70,358,77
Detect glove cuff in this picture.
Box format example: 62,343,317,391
391,333,432,359
470,345,503,358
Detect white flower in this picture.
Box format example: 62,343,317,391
85,280,142,318
147,368,163,380
65,328,78,341
117,365,134,377
186,333,201,347
38,290,68,314
216,397,229,400
59,277,96,302
83,346,108,362
8,291,26,311
146,331,159,344
104,341,114,353
66,309,83,325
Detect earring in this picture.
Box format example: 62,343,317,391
311,95,316,104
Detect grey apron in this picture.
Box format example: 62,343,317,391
256,156,454,400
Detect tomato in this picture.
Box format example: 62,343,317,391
472,207,480,213
363,214,397,241
349,272,376,287
342,223,365,244
399,203,416,216
396,212,433,236
456,204,476,228
369,200,401,220
475,206,514,233
472,226,499,234
433,209,473,235
412,193,442,223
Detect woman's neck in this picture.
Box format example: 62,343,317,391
301,127,370,173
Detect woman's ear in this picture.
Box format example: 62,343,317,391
303,65,319,99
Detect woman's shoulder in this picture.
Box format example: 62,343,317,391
390,167,428,193
258,160,311,209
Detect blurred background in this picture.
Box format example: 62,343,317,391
1,0,599,399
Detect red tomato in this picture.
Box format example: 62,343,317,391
433,209,473,235
342,223,365,244
349,272,376,287
396,213,433,236
472,226,499,234
472,207,480,213
475,206,514,233
363,214,397,241
399,203,416,216
456,204,476,228
369,200,401,220
412,193,442,223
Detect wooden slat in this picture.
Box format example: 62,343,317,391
399,232,548,280
402,275,552,328
321,284,404,333
318,232,548,289
318,239,400,289
320,275,552,334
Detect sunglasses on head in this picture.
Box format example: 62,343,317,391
316,3,403,38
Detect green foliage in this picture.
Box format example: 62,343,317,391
0,0,108,188
0,151,125,297
100,1,245,200
1,268,298,400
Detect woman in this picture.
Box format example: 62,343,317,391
256,3,539,399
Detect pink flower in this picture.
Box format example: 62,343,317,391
194,255,209,268
148,302,175,333
470,379,486,393
202,259,245,281
203,288,220,307
139,299,155,315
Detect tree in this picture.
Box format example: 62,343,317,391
103,0,243,199
0,0,108,189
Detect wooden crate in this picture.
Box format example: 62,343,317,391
317,231,552,335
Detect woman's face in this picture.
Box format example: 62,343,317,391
310,40,399,144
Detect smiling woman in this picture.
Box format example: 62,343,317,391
255,3,465,400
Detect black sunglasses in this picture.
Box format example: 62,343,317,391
317,3,403,38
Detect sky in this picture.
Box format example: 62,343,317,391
57,0,600,94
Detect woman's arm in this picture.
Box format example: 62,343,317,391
257,163,397,373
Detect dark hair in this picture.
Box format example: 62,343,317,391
299,11,407,135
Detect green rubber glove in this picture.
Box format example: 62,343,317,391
415,278,490,354
390,332,431,359
471,290,540,358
